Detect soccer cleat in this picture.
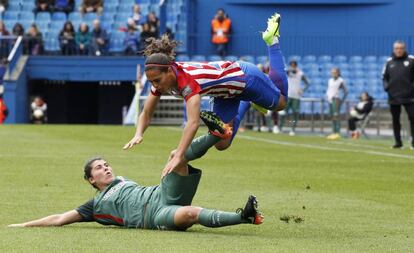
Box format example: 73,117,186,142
327,133,341,140
272,125,280,134
200,110,233,139
289,130,295,136
237,195,264,225
262,12,281,46
391,143,403,149
251,103,268,114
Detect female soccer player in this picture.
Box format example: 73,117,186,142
124,12,288,175
8,149,263,230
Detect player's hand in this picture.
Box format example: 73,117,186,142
123,135,143,150
168,149,177,162
8,223,25,228
161,155,184,178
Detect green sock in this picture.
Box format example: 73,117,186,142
292,112,299,130
335,121,341,133
198,208,249,228
184,134,221,161
279,114,285,130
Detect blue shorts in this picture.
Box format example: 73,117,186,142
213,61,281,123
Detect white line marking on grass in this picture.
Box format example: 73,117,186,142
330,141,390,151
237,135,414,160
165,127,414,160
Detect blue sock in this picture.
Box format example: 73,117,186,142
231,101,251,140
268,43,288,97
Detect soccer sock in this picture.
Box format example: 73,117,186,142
335,120,341,134
231,101,251,139
279,113,286,130
292,112,299,131
184,134,221,161
268,43,288,97
198,208,249,228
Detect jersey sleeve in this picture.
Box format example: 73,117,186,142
76,199,94,222
150,85,161,96
182,79,202,101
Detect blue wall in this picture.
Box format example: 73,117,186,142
190,0,414,57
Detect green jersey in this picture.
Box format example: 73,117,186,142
77,176,158,228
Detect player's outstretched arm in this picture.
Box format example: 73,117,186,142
123,93,160,150
8,210,83,228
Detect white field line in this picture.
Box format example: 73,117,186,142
165,127,414,160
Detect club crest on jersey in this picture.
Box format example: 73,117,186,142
404,61,410,67
181,85,192,97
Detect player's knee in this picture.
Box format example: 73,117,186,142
273,96,287,111
214,141,231,151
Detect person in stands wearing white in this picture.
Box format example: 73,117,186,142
348,92,374,139
326,67,348,140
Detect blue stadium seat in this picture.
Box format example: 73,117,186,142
365,63,378,71
240,55,255,64
21,21,33,31
35,21,50,33
318,55,332,63
349,55,363,63
288,55,301,63
224,55,238,62
340,70,350,78
120,0,135,5
364,55,377,63
321,62,334,71
36,12,51,22
104,3,118,13
303,63,319,71
308,69,320,78
4,11,19,21
366,71,379,79
106,0,120,4
118,4,133,13
101,13,115,22
150,5,160,16
378,55,389,64
207,55,222,62
333,55,347,63
101,20,113,31
50,21,65,31
84,13,98,22
68,12,82,22
256,55,268,65
22,3,36,12
20,12,35,22
72,20,82,31
303,55,316,63
350,63,364,70
176,55,190,62
7,3,21,12
337,62,349,70
52,12,67,21
115,13,130,22
191,55,206,62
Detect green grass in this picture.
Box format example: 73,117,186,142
1,125,414,252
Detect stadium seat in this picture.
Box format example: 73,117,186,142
106,0,120,4
337,62,349,70
364,55,377,63
303,55,316,63
224,55,238,62
288,55,301,63
118,4,133,14
333,55,347,63
52,12,67,21
36,21,50,33
308,69,320,78
318,55,332,63
365,63,378,71
350,63,364,71
36,13,51,22
176,54,190,62
68,12,82,22
349,55,363,63
340,70,350,78
321,62,334,71
50,21,65,31
191,55,206,62
303,63,319,71
101,13,115,22
21,21,33,31
3,11,19,21
22,3,36,12
207,55,222,62
104,3,119,13
120,0,135,5
256,55,268,65
115,13,130,22
20,12,35,22
240,55,255,64
7,3,21,12
378,55,389,64
84,13,98,23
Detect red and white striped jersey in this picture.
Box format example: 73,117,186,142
150,61,246,101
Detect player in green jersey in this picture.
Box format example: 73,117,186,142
8,113,263,231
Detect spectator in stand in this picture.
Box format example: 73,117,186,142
0,0,8,16
131,4,143,28
90,19,108,56
326,67,348,140
75,23,91,55
59,21,76,55
12,23,24,37
348,92,374,139
30,96,47,124
25,24,44,55
147,11,160,38
0,21,11,59
34,0,54,14
54,0,74,14
211,8,231,57
139,22,153,51
79,0,103,15
124,19,140,55
277,60,310,136
383,40,414,149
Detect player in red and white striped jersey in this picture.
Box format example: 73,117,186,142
124,12,288,176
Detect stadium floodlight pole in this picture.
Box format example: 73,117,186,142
135,64,143,126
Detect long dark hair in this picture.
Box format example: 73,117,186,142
83,156,103,189
143,34,178,72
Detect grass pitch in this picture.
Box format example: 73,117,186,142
1,125,413,252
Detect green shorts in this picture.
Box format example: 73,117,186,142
145,165,202,230
286,97,300,113
329,98,341,117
